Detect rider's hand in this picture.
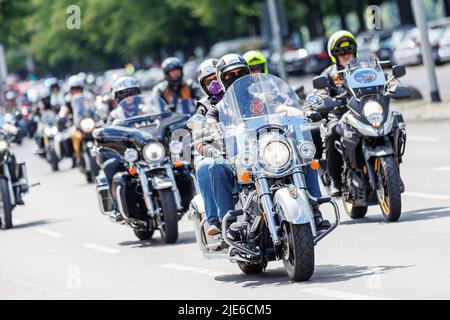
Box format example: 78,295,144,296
307,111,322,122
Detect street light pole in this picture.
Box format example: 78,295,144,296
412,0,441,102
267,0,287,80
0,44,7,84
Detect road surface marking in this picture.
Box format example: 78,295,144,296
162,263,228,277
403,192,450,200
34,228,63,238
82,243,121,254
300,287,387,300
162,263,201,272
408,136,440,143
434,166,450,172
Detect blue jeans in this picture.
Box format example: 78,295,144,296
196,158,322,224
196,158,236,224
305,167,322,199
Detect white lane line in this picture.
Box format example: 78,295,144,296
82,243,121,254
300,287,387,300
403,192,450,200
162,263,228,277
162,263,201,272
408,136,440,143
434,166,450,172
34,228,63,238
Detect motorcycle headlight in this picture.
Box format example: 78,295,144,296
44,126,58,136
0,140,8,152
124,148,139,163
363,101,384,129
169,141,183,154
298,141,316,162
143,142,165,163
80,118,96,133
261,140,291,170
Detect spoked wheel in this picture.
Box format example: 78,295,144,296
343,198,368,219
375,157,402,222
157,189,179,244
281,222,314,282
0,179,13,230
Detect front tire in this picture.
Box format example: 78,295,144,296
0,179,13,230
237,262,264,275
377,157,402,222
49,149,59,171
134,229,154,241
281,223,315,282
157,189,179,244
343,199,368,219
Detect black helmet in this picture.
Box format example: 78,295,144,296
112,76,141,103
162,57,183,84
216,54,250,90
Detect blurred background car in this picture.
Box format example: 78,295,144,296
438,24,450,64
269,48,308,75
303,37,331,74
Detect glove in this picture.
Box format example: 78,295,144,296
307,111,322,122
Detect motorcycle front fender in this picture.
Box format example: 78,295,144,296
274,187,316,235
362,143,394,160
150,174,173,190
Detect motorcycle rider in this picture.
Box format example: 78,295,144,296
195,54,330,237
61,75,97,167
318,30,359,197
101,76,143,221
195,58,224,116
243,50,269,75
152,57,202,115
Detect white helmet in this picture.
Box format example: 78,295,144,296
67,75,84,90
197,58,218,96
112,76,141,103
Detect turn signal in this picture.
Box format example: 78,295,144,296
310,161,320,171
241,172,251,182
174,160,183,168
128,167,137,176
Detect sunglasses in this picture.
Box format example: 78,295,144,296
224,68,248,80
249,64,265,73
333,46,356,57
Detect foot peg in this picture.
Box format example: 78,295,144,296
228,209,244,217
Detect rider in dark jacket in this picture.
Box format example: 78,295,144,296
318,30,359,196
152,57,202,115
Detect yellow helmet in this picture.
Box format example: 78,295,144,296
327,30,358,65
243,50,268,75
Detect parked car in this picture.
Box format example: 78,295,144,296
304,37,331,74
270,48,309,75
438,25,450,63
357,30,394,63
393,18,450,66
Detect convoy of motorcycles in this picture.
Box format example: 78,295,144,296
0,53,412,282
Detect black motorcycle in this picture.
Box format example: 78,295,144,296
78,117,100,183
312,55,411,221
0,128,29,230
94,95,197,243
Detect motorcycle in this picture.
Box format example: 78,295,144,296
0,126,29,230
188,74,340,281
311,55,410,221
94,95,197,243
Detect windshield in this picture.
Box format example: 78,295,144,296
217,74,312,161
116,94,169,121
345,55,386,96
219,74,302,127
72,95,96,124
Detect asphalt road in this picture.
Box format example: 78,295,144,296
1,121,449,300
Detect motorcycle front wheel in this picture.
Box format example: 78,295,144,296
157,189,179,244
281,222,314,282
376,156,402,222
0,178,13,230
49,148,59,171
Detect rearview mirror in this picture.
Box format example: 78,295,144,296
392,65,406,78
390,85,412,100
187,114,206,130
313,76,328,90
